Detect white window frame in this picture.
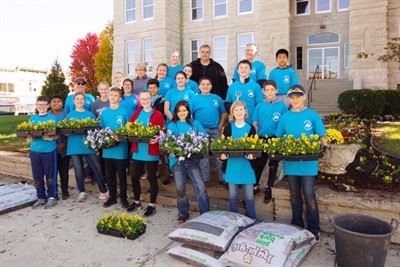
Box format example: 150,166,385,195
295,0,310,16
337,0,349,11
125,0,136,23
307,46,340,80
191,0,204,21
213,35,228,71
308,32,340,46
315,0,331,14
213,0,227,19
190,39,204,61
343,42,349,69
126,40,137,75
142,38,153,72
237,32,254,61
142,0,154,20
238,0,253,15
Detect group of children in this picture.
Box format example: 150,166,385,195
27,47,325,239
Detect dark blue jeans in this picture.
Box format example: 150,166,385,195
228,183,256,219
287,175,320,235
172,159,209,216
71,154,107,193
30,150,57,199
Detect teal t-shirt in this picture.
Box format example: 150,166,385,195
232,59,267,83
167,64,184,79
186,79,199,94
29,114,57,153
223,122,256,185
253,100,288,137
268,66,299,95
226,80,264,123
276,108,326,176
120,94,138,118
66,110,96,155
165,86,195,117
132,109,159,162
64,93,95,113
189,93,226,129
100,107,129,160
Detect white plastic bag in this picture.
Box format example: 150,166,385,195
167,244,223,267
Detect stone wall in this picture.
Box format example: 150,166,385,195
387,0,400,89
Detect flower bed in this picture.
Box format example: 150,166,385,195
159,130,208,160
210,134,264,157
84,128,118,150
16,121,57,138
57,118,99,134
96,212,146,240
114,121,160,143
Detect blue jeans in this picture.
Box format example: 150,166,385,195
30,151,57,199
287,175,320,235
172,159,209,216
228,184,256,219
199,127,223,182
71,154,107,193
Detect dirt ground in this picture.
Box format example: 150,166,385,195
1,176,400,267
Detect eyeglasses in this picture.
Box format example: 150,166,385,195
76,82,86,86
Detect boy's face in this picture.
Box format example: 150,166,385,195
289,94,306,109
98,85,109,98
36,101,49,115
277,53,288,67
245,45,256,61
170,53,180,65
139,93,151,109
135,68,146,78
200,47,211,61
199,79,212,94
263,85,277,101
109,91,121,105
147,84,159,96
74,94,85,108
238,63,251,78
123,81,133,94
50,98,63,111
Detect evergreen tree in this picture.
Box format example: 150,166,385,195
41,60,69,102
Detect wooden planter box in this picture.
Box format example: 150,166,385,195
97,226,146,240
211,150,263,158
16,129,56,138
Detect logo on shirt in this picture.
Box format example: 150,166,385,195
165,83,171,89
272,112,281,122
247,90,254,98
283,75,290,84
304,120,313,131
213,99,219,108
183,94,190,101
117,115,124,127
86,100,91,105
250,69,256,74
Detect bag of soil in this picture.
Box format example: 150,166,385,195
167,244,223,267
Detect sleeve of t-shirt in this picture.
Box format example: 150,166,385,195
225,84,234,102
89,111,96,119
257,62,267,81
90,101,97,115
194,120,207,134
254,84,264,104
232,68,239,82
87,94,95,110
166,122,177,135
268,69,276,82
275,115,286,137
313,111,326,137
290,68,299,86
188,98,196,113
99,112,105,128
217,96,226,113
164,90,172,102
253,104,260,123
64,96,71,113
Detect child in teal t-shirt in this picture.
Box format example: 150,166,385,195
145,63,176,97
120,78,139,118
183,64,199,94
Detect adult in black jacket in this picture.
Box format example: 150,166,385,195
190,44,228,99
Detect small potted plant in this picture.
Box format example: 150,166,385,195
84,127,118,150
57,118,99,134
159,130,209,161
96,212,146,240
210,134,265,157
114,121,161,143
16,120,57,138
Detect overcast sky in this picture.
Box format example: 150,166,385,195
0,0,113,72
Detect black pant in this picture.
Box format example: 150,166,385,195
253,152,279,188
57,153,70,194
131,159,158,204
104,158,127,201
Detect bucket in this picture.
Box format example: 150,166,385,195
331,214,398,267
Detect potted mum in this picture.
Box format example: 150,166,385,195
57,118,99,134
84,127,118,150
159,130,208,160
210,134,265,157
114,121,160,143
16,120,57,138
96,212,146,240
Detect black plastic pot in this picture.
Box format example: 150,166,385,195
331,214,399,267
211,150,262,158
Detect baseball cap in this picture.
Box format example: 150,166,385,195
74,76,87,84
287,84,305,96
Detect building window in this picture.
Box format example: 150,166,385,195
338,0,349,11
143,38,153,72
214,0,227,18
191,0,203,20
126,40,137,75
237,32,254,61
316,0,331,13
213,36,228,71
296,0,310,15
344,42,349,69
308,32,340,45
190,39,204,61
125,0,136,23
308,47,339,79
296,47,303,70
238,0,252,15
142,0,154,20
0,83,15,93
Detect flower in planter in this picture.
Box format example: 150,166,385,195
326,129,345,144
84,127,118,150
17,120,57,132
97,211,146,235
114,121,161,138
57,118,99,129
210,134,265,151
264,134,322,156
159,130,208,160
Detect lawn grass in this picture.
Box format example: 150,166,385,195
0,115,30,151
373,123,400,157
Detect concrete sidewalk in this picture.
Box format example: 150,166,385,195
1,188,400,267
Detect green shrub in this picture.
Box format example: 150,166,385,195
378,90,400,115
338,89,385,118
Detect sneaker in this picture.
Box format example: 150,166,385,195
143,205,156,217
61,192,70,200
253,185,260,194
264,188,272,203
44,197,57,209
99,191,109,200
78,192,88,202
141,171,148,180
178,214,189,223
127,201,141,212
84,176,93,184
103,198,117,208
121,199,129,209
314,232,320,242
32,199,46,209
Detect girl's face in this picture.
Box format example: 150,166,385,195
176,73,186,88
183,66,192,79
147,84,159,97
177,105,189,121
123,81,133,95
157,66,167,79
109,91,121,105
36,101,49,114
136,68,146,78
263,85,277,101
98,85,109,98
74,94,85,108
139,92,151,109
233,105,246,121
199,79,212,94
238,63,251,78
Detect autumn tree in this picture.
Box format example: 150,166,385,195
94,22,113,84
41,60,69,102
70,33,99,93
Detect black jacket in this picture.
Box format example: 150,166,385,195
190,58,229,99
